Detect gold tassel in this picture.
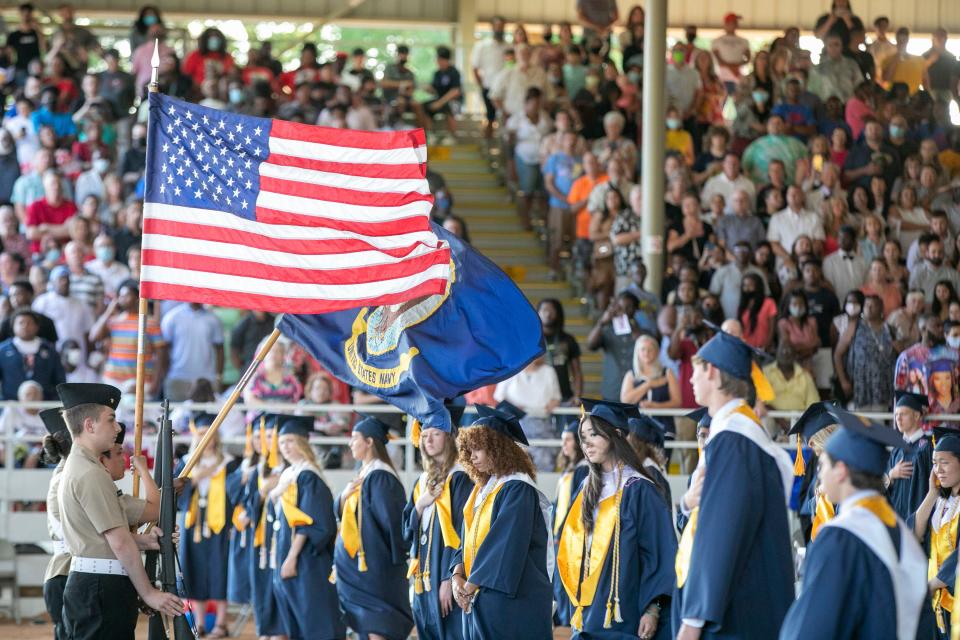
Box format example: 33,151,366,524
328,567,337,584
259,416,268,456
570,606,583,631
793,434,805,476
244,422,254,458
614,597,622,623
268,425,279,468
358,551,368,572
751,361,776,403
193,521,202,544
603,602,613,629
422,570,432,592
414,572,423,595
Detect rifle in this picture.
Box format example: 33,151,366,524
147,400,196,640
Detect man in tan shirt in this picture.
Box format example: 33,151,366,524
56,383,182,640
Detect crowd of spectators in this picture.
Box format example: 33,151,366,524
0,1,958,469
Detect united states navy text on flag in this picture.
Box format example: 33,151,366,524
141,93,451,313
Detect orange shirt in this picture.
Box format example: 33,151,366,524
567,173,609,239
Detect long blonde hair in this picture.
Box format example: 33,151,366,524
632,334,662,379
421,429,459,493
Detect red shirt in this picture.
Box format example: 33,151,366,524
25,198,77,252
183,50,235,86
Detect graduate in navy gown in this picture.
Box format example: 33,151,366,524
672,332,795,640
555,399,678,640
887,391,934,522
450,405,554,640
553,420,590,627
334,416,413,640
676,408,710,533
787,402,839,544
177,413,233,638
780,406,927,640
226,419,258,606
913,431,960,640
269,415,345,640
246,415,285,638
402,407,473,640
627,414,673,506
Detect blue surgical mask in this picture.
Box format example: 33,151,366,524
143,14,157,26
95,247,114,263
666,118,681,130
752,90,769,103
207,36,222,51
627,71,641,84
45,248,61,263
229,87,245,104
92,158,110,174
949,335,960,349
889,124,904,138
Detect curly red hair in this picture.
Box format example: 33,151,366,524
456,426,536,486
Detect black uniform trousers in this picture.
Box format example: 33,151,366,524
43,575,67,640
62,572,138,640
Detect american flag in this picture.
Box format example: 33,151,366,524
141,93,451,314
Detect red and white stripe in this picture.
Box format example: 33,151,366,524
142,124,451,313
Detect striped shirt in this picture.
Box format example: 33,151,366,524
103,312,165,386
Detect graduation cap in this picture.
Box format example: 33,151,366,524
580,398,640,431
471,404,528,446
40,408,68,437
56,383,121,410
354,415,393,444
562,419,580,435
115,422,127,445
410,404,467,446
787,402,839,476
627,415,667,448
694,331,775,402
895,390,929,414
192,412,217,428
823,405,910,476
686,407,711,430
495,400,526,421
933,427,960,456
278,415,314,438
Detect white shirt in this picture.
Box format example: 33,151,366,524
823,249,869,302
494,365,561,418
470,39,509,89
665,65,701,114
711,34,751,83
3,114,39,168
32,292,95,351
506,111,553,165
85,259,131,297
490,65,548,117
766,207,825,254
701,172,757,207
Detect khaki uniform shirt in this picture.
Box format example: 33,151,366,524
44,461,71,581
58,444,129,560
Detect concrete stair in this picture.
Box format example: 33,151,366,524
427,121,602,396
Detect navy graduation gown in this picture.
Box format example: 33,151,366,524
245,470,284,636
671,431,794,639
780,525,905,639
887,435,934,521
402,470,474,640
644,462,673,509
176,460,232,601
334,469,413,640
458,480,553,640
571,477,678,640
553,465,589,627
273,469,345,640
226,464,252,604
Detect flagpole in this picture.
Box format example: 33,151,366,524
132,41,162,499
177,326,283,479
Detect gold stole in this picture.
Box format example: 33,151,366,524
810,494,836,541
280,480,314,529
340,477,367,571
554,472,574,536
557,491,620,630
931,498,960,631
185,465,227,543
676,403,760,588
407,474,461,594
462,481,507,577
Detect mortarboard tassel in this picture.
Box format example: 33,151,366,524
751,361,776,403
614,597,622,623
411,420,422,448
793,435,805,476
189,418,198,437
357,550,368,572
603,602,613,629
243,422,254,458
268,425,279,468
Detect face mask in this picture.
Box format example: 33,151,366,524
949,336,960,349
435,190,450,212
666,118,681,130
930,256,944,267
45,248,60,263
65,348,82,367
672,51,685,64
95,247,114,263
627,71,641,84
789,305,804,318
207,36,222,51
752,90,769,103
845,302,861,316
229,87,245,104
143,14,157,26
93,158,110,174
889,125,904,138
133,137,146,149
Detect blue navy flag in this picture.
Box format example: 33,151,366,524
279,224,545,430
